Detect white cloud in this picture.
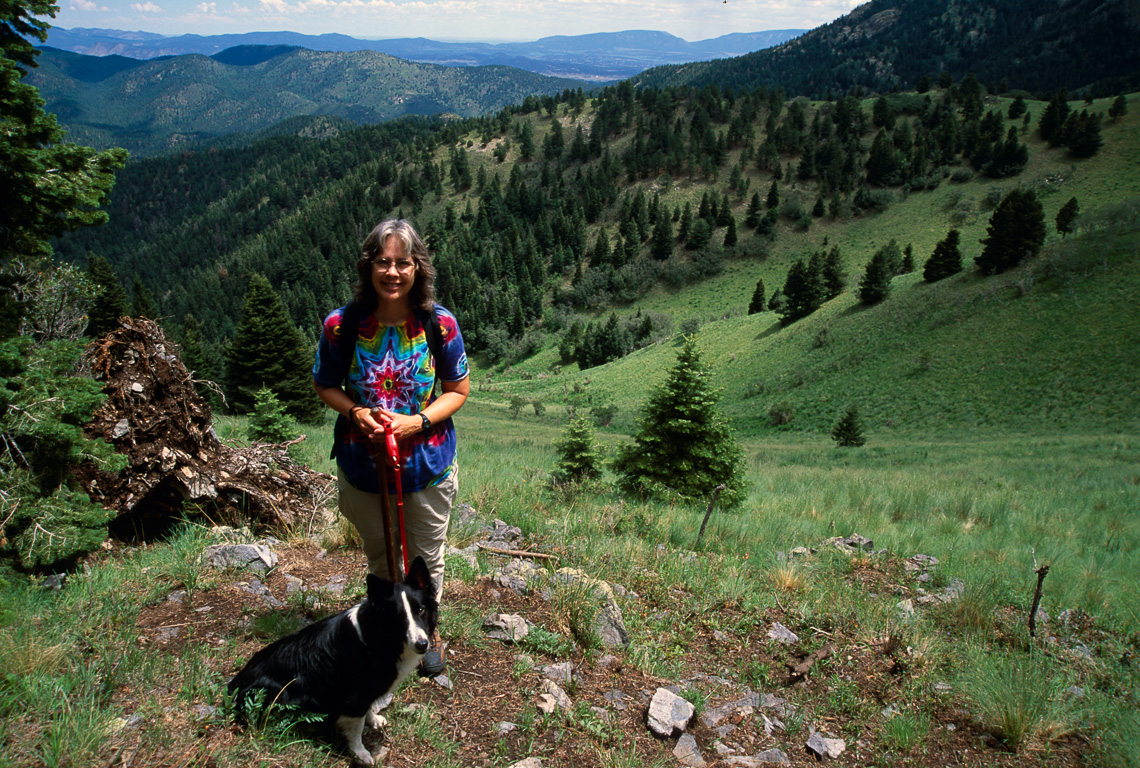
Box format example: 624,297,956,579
131,1,163,10
70,0,98,9
195,2,217,11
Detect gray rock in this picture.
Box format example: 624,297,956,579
497,721,518,735
647,687,694,738
191,704,219,721
673,733,708,767
700,691,760,728
540,679,572,711
597,654,622,672
588,706,612,723
484,613,529,643
604,689,629,711
236,578,283,608
322,574,348,595
759,692,792,719
767,622,799,644
905,554,939,571
284,574,305,594
897,598,915,616
112,418,130,439
542,662,574,684
200,543,277,572
507,759,543,768
755,748,791,764
723,750,790,767
1064,685,1085,700
806,731,846,759
431,674,453,690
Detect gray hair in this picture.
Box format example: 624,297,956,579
353,218,437,312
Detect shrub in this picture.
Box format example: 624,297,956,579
553,416,603,483
0,338,125,574
248,387,300,444
830,404,867,447
768,401,795,426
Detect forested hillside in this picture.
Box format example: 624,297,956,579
55,72,1137,435
634,0,1140,99
28,46,590,155
39,27,806,81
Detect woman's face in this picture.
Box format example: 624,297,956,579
371,236,416,307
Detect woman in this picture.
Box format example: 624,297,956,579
313,218,469,676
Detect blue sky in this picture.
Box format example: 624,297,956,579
53,0,861,42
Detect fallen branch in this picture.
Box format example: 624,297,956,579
476,543,559,561
788,642,836,677
1029,564,1050,638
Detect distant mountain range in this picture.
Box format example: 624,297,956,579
39,27,805,81
28,46,590,156
633,0,1140,98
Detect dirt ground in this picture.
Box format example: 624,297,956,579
109,538,1089,768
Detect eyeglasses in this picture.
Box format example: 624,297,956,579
373,258,416,274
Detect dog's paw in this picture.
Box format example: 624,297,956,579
365,711,388,730
350,746,375,766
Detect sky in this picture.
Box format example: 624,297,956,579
52,0,863,43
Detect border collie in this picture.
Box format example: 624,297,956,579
228,556,437,765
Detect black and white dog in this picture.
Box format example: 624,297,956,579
228,556,437,765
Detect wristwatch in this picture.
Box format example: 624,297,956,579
419,412,432,432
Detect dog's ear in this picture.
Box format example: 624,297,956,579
366,572,395,599
405,556,433,593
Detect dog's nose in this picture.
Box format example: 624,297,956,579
415,637,429,654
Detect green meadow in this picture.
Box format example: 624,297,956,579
2,94,1139,765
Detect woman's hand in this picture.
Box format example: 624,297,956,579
375,408,422,442
351,406,386,442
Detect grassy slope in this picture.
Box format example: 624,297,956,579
483,95,1140,439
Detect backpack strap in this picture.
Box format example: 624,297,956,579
330,300,362,460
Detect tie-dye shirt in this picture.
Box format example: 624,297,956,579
313,304,469,494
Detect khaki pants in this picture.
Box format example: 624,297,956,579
337,466,457,598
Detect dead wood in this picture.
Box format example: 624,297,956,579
77,317,335,538
788,642,836,677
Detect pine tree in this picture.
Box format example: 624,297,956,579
248,386,300,444
614,338,745,506
858,249,893,305
723,216,738,248
830,404,867,447
976,190,1046,275
822,247,845,300
1038,92,1070,146
1056,197,1079,238
1065,110,1102,158
552,415,603,483
131,275,158,320
651,214,675,261
766,180,780,209
745,192,762,228
900,243,915,274
85,255,129,338
0,2,126,270
747,278,765,314
923,229,963,282
778,258,823,325
224,273,321,421
1108,95,1128,121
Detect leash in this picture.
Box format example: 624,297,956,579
382,421,410,578
364,410,410,582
